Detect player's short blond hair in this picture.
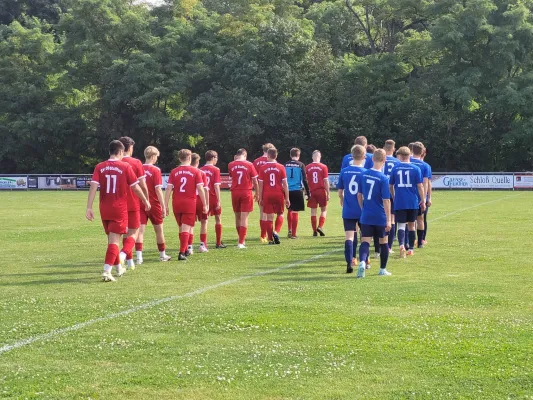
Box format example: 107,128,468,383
354,136,368,146
372,149,386,163
384,140,395,152
351,145,366,161
263,143,274,153
267,147,278,159
191,153,201,166
144,146,160,159
396,146,411,160
178,149,192,162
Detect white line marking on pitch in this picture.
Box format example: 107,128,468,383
0,251,340,356
429,193,523,223
0,192,523,356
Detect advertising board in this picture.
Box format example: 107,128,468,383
514,174,533,189
431,174,513,189
0,176,28,189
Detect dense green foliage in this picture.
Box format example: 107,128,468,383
2,0,533,172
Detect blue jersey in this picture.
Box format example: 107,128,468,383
285,160,309,192
338,165,365,219
410,157,429,179
341,153,373,170
383,155,400,180
358,168,390,226
389,163,423,210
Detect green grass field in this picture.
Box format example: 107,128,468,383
0,191,532,399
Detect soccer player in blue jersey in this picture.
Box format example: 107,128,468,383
284,148,310,239
338,145,366,273
389,146,426,258
410,142,430,248
356,149,392,278
383,139,400,253
341,136,374,170
421,146,432,244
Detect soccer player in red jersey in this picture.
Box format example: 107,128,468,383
189,153,209,255
228,148,259,248
257,148,290,245
136,146,171,263
164,149,208,261
86,140,151,282
253,143,275,242
306,150,330,237
117,136,149,270
200,150,226,249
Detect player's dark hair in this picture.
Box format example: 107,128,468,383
354,136,368,147
267,148,278,159
236,148,247,157
290,148,301,158
118,136,135,152
109,140,125,156
408,142,415,151
205,150,218,161
412,143,424,156
366,144,376,154
191,153,201,166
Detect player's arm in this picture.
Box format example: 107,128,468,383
132,183,151,211
164,183,173,216
156,187,166,217
214,183,221,209
338,189,344,207
427,180,433,207
138,174,149,199
417,183,426,212
252,176,259,202
389,184,395,199
324,178,330,201
85,182,99,221
282,179,290,208
197,184,208,214
204,186,209,213
357,192,364,209
301,163,310,197
257,178,264,206
384,199,391,232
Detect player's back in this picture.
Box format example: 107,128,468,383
228,160,257,191
122,156,145,210
384,155,400,180
285,160,304,191
259,162,286,194
253,156,269,172
143,164,162,205
359,168,390,225
168,165,202,204
92,160,137,220
338,165,364,219
306,162,328,191
410,157,429,179
200,164,220,197
390,163,422,210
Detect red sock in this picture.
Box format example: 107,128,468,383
238,226,247,244
157,242,166,252
311,216,317,232
260,219,267,239
135,243,143,251
287,210,293,231
215,224,222,245
292,213,299,236
188,234,194,246
200,233,207,246
319,216,326,228
179,232,190,253
105,244,119,266
121,237,135,260
114,252,120,265
275,215,284,233
266,221,274,241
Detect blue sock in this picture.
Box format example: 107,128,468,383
380,243,389,269
353,235,358,260
344,240,353,265
388,224,396,249
359,242,370,265
398,228,405,248
408,230,416,250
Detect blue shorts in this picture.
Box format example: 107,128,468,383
395,209,417,223
360,224,387,239
343,218,360,232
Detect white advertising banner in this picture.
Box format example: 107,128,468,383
431,174,513,189
514,174,533,189
0,176,28,189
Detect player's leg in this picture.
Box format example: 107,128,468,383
358,225,372,278
237,211,249,248
178,214,195,260
199,216,209,253
102,231,122,282
136,224,145,265
187,225,195,256
343,219,356,273
317,204,327,236
287,208,293,238
416,209,425,248
274,211,284,235
291,211,299,238
388,212,396,253
407,213,417,256
378,228,392,276
122,210,140,270
214,213,225,248
153,224,171,261
266,212,277,244
396,210,407,258
259,205,267,242
310,207,318,236
423,208,428,245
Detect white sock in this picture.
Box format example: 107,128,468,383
136,251,142,259
104,264,112,273
127,259,135,267
188,245,193,250
200,242,206,247
119,251,126,262
159,251,166,257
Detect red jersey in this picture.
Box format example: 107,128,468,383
143,164,163,206
253,155,269,172
306,162,329,192
122,156,145,211
91,159,139,220
167,165,204,213
196,169,208,198
200,164,221,197
228,160,258,191
258,162,287,195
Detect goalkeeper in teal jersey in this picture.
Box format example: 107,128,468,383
284,148,310,239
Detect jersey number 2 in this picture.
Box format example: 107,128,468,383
179,177,187,192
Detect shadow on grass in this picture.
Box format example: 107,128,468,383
0,277,96,286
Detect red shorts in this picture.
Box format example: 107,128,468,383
141,205,163,226
209,196,222,216
102,219,127,235
127,210,141,229
307,190,328,208
263,193,285,214
174,212,195,227
232,191,254,213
